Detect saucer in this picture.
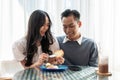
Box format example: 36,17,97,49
96,70,112,76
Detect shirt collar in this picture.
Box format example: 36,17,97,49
63,35,83,45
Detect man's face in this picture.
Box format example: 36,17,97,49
62,15,81,40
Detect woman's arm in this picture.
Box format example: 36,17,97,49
20,53,49,69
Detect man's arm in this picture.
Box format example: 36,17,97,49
89,42,98,67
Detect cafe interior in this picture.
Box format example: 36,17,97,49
0,0,120,80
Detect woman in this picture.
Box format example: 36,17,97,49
12,10,64,69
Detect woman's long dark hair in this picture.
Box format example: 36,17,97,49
25,10,54,66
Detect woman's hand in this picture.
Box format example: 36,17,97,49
39,53,49,62
30,53,49,68
37,53,49,65
56,57,65,64
47,56,65,65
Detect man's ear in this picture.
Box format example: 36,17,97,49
78,21,82,27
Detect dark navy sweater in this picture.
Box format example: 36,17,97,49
57,36,98,67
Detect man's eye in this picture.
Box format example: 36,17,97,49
64,26,67,29
70,25,74,28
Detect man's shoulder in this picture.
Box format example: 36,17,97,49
57,35,65,39
82,37,96,44
82,37,98,52
57,36,65,43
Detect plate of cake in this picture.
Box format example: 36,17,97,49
40,50,67,71
40,63,68,72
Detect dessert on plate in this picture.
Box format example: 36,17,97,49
45,49,64,69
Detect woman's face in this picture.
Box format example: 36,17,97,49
39,16,50,36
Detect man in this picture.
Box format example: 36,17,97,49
57,9,98,67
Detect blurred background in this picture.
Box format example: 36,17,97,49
0,0,120,74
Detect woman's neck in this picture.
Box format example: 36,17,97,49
36,40,41,46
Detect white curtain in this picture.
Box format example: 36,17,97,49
88,0,120,70
0,0,81,60
0,0,26,60
0,0,120,69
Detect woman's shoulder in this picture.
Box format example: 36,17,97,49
13,37,27,48
15,37,26,44
12,37,27,61
52,34,58,42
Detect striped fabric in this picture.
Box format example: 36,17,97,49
13,66,97,80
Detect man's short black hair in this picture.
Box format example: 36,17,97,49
61,9,80,21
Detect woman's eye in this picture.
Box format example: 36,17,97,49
47,24,50,26
44,23,50,27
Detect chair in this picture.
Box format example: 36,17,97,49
0,60,24,80
0,77,12,80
